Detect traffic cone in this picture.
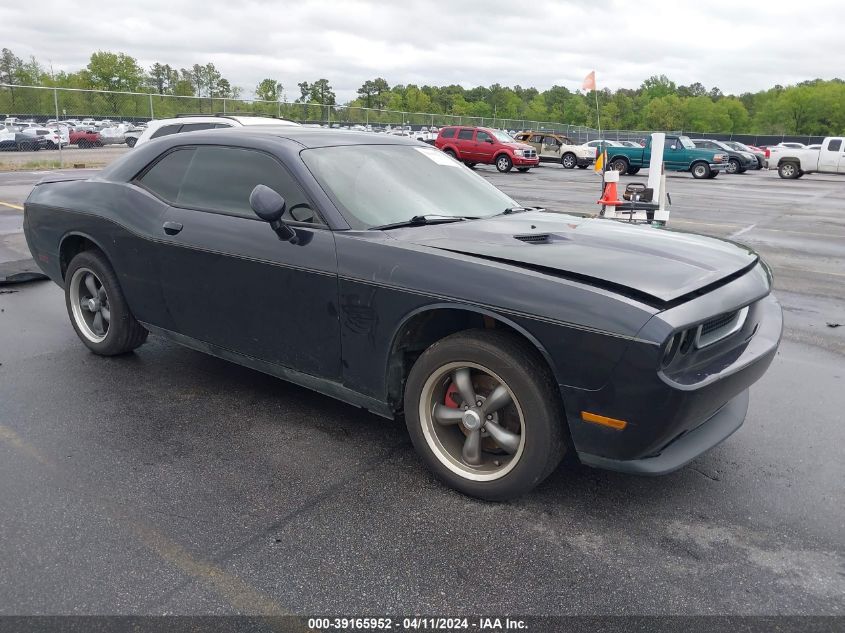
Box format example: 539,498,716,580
597,168,623,206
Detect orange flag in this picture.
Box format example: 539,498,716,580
582,71,596,91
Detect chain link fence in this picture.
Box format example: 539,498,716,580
1,84,824,153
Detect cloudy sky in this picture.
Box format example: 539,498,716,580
1,0,841,101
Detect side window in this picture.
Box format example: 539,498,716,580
667,138,679,150
137,148,196,201
457,128,474,140
150,124,182,139
176,146,316,221
179,122,217,133
476,131,492,143
828,139,842,152
529,134,543,143
543,136,561,146
440,127,456,139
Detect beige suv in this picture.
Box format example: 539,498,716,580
514,132,594,169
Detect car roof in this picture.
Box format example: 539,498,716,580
200,125,422,148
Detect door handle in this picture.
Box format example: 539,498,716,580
162,221,183,235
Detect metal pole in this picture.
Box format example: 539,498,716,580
222,98,226,114
149,93,154,120
53,88,63,168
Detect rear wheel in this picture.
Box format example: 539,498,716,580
443,149,457,160
778,161,800,179
464,162,477,168
691,162,711,179
65,250,148,356
495,154,513,173
577,164,588,169
404,329,565,500
561,153,577,169
726,158,740,174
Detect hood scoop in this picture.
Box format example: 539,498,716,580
514,233,552,244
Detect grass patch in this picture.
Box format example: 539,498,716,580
0,159,108,171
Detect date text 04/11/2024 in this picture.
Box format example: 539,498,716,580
307,617,528,630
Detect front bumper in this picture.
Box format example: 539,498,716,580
561,271,782,472
710,162,727,171
512,155,540,167
577,389,748,474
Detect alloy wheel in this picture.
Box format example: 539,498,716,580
69,267,111,343
419,362,525,481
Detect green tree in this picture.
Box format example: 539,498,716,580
357,77,389,108
256,78,283,102
85,51,144,91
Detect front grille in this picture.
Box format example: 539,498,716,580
522,149,537,158
695,306,749,348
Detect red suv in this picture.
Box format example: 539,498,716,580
435,126,539,172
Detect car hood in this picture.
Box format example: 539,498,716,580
389,211,758,304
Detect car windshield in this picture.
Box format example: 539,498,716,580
301,145,519,229
678,136,696,149
492,130,515,143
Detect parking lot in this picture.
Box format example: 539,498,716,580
0,162,843,616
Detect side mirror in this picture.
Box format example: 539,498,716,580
250,184,297,243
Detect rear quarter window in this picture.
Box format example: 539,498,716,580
137,148,196,201
440,127,456,139
150,124,182,139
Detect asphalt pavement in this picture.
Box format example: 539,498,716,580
0,164,843,617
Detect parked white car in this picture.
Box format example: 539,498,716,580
767,137,845,178
133,115,299,148
21,127,67,149
582,139,623,149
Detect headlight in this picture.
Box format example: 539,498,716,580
513,149,525,157
713,153,725,162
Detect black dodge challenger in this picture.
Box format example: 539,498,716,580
23,127,782,499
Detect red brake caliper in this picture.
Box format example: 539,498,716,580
445,381,462,408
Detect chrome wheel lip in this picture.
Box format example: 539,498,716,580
69,267,109,343
419,361,526,482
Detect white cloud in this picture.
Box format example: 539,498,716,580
1,0,842,101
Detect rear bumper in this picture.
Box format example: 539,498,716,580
577,390,748,475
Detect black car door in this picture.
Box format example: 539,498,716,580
136,144,341,379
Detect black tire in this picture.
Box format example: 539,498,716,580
495,154,513,173
627,166,641,175
778,161,800,179
404,329,566,500
726,158,740,174
610,157,629,173
64,250,148,356
78,139,91,149
464,162,477,168
443,149,457,160
517,167,530,172
577,164,588,169
707,171,718,179
691,162,711,179
561,153,577,169
18,141,34,152
738,167,747,173
125,137,137,148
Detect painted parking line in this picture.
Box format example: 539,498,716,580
0,202,24,210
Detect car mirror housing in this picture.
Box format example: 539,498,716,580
249,184,297,243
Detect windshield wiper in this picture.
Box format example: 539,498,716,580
371,215,472,231
497,206,543,216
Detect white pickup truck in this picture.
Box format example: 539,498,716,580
767,137,845,178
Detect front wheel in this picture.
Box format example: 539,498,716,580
495,154,513,173
691,162,711,179
65,250,148,356
610,158,629,173
726,158,740,174
404,329,565,500
561,153,577,169
707,171,719,179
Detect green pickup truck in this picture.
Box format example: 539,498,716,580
603,135,730,179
